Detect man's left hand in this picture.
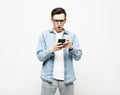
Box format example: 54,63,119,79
63,39,73,50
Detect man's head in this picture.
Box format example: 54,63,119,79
51,7,67,33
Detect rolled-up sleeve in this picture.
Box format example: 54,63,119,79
36,34,54,62
69,35,82,61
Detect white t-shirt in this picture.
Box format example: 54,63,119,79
53,31,64,80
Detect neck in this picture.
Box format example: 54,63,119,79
53,28,64,33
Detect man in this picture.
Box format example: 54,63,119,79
36,7,82,95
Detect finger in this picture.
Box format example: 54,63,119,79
63,41,69,45
57,43,63,45
58,44,64,48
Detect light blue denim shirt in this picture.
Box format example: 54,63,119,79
36,29,82,84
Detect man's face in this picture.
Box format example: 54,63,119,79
51,13,66,33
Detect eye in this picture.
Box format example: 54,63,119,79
53,19,65,23
59,20,64,22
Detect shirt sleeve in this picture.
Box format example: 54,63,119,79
69,34,82,61
36,33,55,62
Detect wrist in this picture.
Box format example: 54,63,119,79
69,47,73,51
50,48,54,53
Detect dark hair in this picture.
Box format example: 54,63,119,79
51,7,67,18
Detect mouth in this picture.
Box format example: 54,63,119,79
57,27,61,29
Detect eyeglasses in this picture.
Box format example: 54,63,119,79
52,19,65,23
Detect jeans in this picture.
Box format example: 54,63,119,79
41,79,74,95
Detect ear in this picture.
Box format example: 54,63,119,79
64,18,67,23
51,18,53,23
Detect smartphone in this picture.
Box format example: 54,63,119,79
58,39,66,44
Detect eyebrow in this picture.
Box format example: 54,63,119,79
52,19,65,22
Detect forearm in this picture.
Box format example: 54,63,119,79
69,48,82,61
37,49,54,62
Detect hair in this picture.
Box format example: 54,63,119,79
51,7,67,18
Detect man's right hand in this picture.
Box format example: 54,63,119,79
50,43,64,53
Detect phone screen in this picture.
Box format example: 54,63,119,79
58,39,66,44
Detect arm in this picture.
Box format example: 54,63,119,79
36,33,65,62
70,35,82,61
36,34,54,62
63,35,82,61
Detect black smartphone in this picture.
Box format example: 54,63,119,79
58,39,66,44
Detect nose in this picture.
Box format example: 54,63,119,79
57,21,61,25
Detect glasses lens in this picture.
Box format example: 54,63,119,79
53,19,65,23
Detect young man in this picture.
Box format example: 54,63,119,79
36,7,82,95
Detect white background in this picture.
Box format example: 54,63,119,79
0,0,120,95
